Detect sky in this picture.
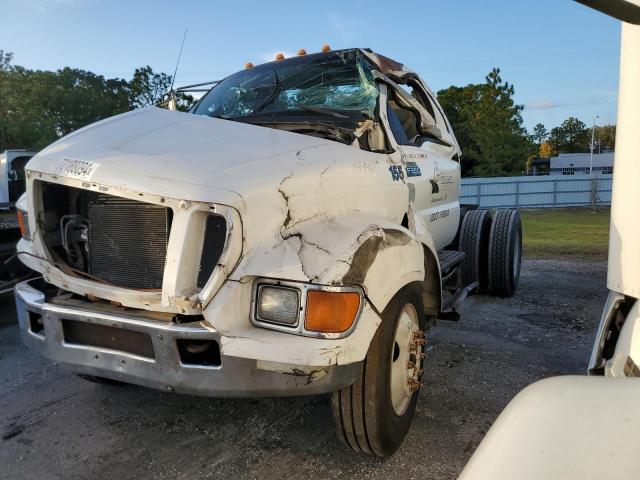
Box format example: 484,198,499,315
0,0,622,132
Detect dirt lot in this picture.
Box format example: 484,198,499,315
0,258,606,480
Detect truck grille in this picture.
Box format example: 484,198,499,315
88,195,170,289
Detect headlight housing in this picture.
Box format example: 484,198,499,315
251,279,363,338
17,209,31,240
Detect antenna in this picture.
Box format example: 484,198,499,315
169,28,188,94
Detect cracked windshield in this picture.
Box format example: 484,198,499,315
192,50,379,120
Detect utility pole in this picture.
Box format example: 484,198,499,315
589,114,599,174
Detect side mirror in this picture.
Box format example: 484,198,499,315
576,0,640,24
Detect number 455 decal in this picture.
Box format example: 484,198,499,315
389,165,404,181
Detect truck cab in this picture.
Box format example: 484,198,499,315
13,48,521,456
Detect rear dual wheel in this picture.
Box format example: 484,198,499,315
458,209,492,290
459,208,522,297
487,209,522,297
331,285,427,457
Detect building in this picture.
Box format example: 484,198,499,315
549,152,614,175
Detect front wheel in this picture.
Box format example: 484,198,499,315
331,284,427,456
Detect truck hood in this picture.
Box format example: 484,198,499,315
27,107,334,206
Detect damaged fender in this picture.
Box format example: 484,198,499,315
230,211,438,314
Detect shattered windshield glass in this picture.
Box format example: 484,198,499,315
192,49,379,120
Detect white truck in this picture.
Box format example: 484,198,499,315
13,48,522,456
0,150,36,249
460,2,640,478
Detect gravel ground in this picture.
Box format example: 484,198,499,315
0,259,607,480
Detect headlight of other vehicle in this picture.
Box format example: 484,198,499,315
17,209,31,240
256,285,300,326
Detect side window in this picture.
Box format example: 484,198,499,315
404,83,436,119
386,103,411,145
408,82,452,134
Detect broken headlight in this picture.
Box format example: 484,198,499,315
256,285,300,326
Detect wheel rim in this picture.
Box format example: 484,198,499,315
390,303,423,416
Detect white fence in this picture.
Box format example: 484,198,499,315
460,174,612,208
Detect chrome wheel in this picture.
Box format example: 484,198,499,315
389,303,424,416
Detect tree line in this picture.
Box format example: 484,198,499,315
0,50,192,152
435,68,615,176
1,50,614,176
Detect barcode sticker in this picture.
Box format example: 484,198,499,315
54,158,100,180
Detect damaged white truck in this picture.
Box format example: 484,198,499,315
14,48,522,456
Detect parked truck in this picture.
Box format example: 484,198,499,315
0,150,37,293
13,48,521,456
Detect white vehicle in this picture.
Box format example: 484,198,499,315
13,49,522,456
460,1,640,478
0,149,35,234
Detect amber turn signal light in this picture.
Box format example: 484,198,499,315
17,209,30,240
305,290,360,333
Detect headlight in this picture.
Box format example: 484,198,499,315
17,209,31,240
256,285,300,326
252,280,363,338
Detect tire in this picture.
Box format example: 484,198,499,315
458,209,492,290
77,374,127,386
331,284,427,457
487,209,522,297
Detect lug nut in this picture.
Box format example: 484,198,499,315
407,379,420,392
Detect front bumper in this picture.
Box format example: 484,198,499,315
15,279,361,397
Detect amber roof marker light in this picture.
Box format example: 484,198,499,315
275,52,285,61
244,62,254,69
321,44,331,52
297,48,307,56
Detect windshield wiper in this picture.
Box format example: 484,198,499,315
294,104,349,118
252,69,281,114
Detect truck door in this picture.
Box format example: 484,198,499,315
384,83,461,248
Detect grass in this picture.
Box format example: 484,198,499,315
519,207,610,259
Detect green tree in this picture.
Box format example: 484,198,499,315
532,123,548,146
592,124,616,152
130,66,172,108
130,66,193,111
0,55,195,152
0,64,132,151
0,50,16,150
437,68,533,176
548,117,590,153
437,84,482,175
